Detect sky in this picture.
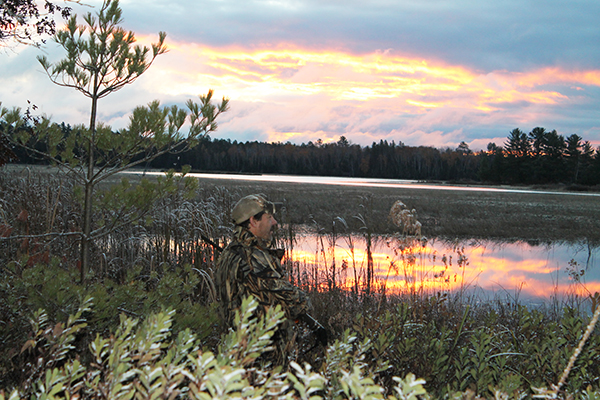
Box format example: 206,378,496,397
1,0,600,151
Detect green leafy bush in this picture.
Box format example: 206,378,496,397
3,291,600,399
0,261,220,389
0,296,434,400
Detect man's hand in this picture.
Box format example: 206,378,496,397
314,326,328,347
298,313,328,347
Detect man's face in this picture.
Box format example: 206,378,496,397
249,213,278,241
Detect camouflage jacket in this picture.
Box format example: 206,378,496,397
215,226,309,326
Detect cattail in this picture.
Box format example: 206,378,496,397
389,200,422,237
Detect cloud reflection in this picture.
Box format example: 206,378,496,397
287,235,600,301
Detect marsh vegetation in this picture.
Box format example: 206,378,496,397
187,170,600,243
1,165,600,399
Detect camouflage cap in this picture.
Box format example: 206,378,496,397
231,194,276,225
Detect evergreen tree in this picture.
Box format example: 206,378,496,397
0,105,18,166
540,130,566,182
579,141,597,185
504,128,531,183
478,142,503,183
7,0,228,281
565,134,583,183
528,127,546,158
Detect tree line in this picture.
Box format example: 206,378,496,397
480,128,599,185
145,128,600,186
5,126,600,186
2,0,598,188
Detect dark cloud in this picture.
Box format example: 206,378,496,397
122,0,600,72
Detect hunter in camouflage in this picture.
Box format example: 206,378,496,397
215,194,313,362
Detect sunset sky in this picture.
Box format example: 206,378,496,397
1,0,600,150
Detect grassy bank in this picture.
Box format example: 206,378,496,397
188,173,600,244
7,164,600,243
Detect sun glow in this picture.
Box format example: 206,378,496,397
124,37,600,145
145,40,598,110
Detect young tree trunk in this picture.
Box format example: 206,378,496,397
19,0,227,283
80,86,98,283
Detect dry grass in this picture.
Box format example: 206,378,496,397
5,165,600,244
188,174,600,245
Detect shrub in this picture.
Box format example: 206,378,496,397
0,296,433,400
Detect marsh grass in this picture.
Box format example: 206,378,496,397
2,165,600,397
184,172,600,244
7,165,600,242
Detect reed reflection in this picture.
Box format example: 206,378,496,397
284,234,599,301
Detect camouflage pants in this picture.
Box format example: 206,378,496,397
263,319,298,367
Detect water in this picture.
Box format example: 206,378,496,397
128,170,600,197
288,235,600,302
127,170,600,300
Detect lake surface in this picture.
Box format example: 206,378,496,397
127,171,600,300
130,171,600,197
288,234,599,302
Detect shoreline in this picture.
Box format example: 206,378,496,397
4,164,600,243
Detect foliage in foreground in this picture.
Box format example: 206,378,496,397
2,283,600,399
2,261,600,399
0,296,436,400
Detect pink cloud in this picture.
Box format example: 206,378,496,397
5,32,597,150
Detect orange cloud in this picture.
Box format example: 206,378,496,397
514,67,600,88
126,37,600,147
151,41,597,112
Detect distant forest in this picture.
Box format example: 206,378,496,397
6,125,600,186
147,127,600,186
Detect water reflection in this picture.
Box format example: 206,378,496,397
286,234,600,301
126,171,600,197
125,170,600,299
